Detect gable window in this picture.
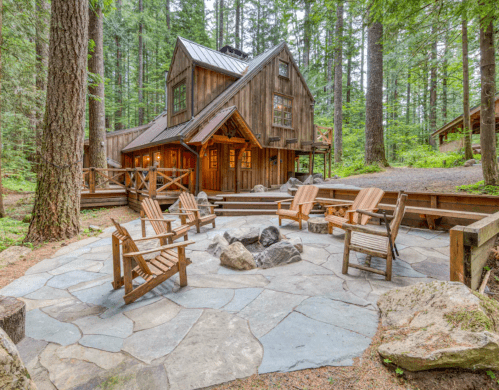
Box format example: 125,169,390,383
241,151,252,169
273,94,292,128
209,149,218,169
229,149,236,168
278,60,289,78
172,81,186,114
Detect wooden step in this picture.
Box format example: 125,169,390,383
215,208,325,216
215,201,291,209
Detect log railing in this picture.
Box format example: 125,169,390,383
82,167,194,197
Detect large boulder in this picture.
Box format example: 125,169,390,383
279,177,302,193
207,235,229,257
223,228,260,246
463,159,476,167
196,191,211,217
0,328,37,390
255,241,301,269
220,242,257,270
250,184,267,193
287,237,303,253
302,175,314,185
260,226,281,248
168,198,180,214
377,281,499,371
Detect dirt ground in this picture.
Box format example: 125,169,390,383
333,166,483,192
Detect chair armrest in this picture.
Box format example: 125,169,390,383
323,203,352,208
297,201,315,205
198,203,216,207
275,199,294,204
356,209,393,220
140,218,175,223
167,212,190,216
341,223,389,236
124,240,195,257
180,208,200,212
133,232,174,242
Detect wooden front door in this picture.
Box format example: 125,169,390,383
201,145,221,191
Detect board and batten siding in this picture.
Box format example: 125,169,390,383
194,67,236,116
167,45,192,127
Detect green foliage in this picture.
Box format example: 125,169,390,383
395,367,404,376
2,176,36,193
0,218,30,252
398,146,467,168
333,159,383,178
457,181,499,196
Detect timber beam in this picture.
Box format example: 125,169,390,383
268,136,281,142
285,138,298,145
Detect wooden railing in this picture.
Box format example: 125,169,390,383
82,167,194,197
315,125,333,145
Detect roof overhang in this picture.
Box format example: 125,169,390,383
187,106,262,149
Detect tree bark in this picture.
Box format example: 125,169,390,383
88,4,107,179
479,18,498,185
215,0,219,50
429,23,437,143
405,69,411,125
345,9,352,106
442,27,448,124
235,0,240,49
334,1,343,163
302,0,311,68
360,23,365,96
365,9,387,166
138,0,144,126
219,0,224,49
25,0,88,243
0,0,4,218
327,27,333,108
462,16,473,160
35,0,49,167
115,0,123,130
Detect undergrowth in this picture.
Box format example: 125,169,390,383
333,159,384,177
0,217,30,252
399,145,481,168
457,181,499,196
2,175,36,193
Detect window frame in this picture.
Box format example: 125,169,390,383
272,93,293,129
278,59,289,79
172,79,187,115
229,149,236,169
241,150,252,169
134,156,142,168
143,154,151,168
209,148,218,170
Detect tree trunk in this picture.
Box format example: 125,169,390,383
166,0,170,30
26,0,88,243
360,23,365,96
429,24,437,143
219,0,224,49
442,27,448,124
302,0,311,68
462,16,473,160
479,18,498,185
235,0,240,49
345,9,352,106
35,0,49,167
405,69,411,125
138,0,144,126
0,0,4,218
115,0,123,130
327,27,333,108
365,9,387,166
215,0,219,50
88,5,107,180
334,1,343,163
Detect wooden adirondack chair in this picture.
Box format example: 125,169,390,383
140,198,190,244
342,193,407,281
111,219,194,304
177,192,216,233
276,185,319,229
324,187,385,234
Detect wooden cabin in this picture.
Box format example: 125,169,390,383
120,37,326,193
432,95,499,153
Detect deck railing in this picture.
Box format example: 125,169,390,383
82,167,194,197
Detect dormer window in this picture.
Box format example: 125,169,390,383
173,80,186,114
278,60,289,78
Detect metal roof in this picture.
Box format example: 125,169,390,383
179,37,248,76
188,107,236,144
122,112,168,152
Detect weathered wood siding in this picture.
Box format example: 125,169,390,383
167,45,192,127
194,67,236,116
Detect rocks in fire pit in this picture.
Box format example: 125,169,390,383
287,237,303,253
223,228,260,246
255,241,301,269
207,235,229,257
260,226,280,248
220,242,257,270
307,217,329,234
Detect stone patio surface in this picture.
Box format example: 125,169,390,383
2,216,450,390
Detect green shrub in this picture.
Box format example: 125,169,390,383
399,145,468,168
457,181,499,196
2,176,36,193
0,217,29,252
333,159,383,178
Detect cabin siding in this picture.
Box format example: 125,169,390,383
194,67,236,116
167,46,192,127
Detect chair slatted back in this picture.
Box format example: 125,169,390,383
142,198,169,236
290,185,319,216
389,193,407,241
111,218,153,275
351,187,385,225
178,192,197,223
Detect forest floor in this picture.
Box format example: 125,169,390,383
332,165,483,192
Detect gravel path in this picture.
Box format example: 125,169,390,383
331,166,483,193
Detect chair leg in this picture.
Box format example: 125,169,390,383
278,217,282,226
196,221,200,233
140,210,146,238
342,230,351,275
212,221,216,228
123,257,134,295
112,235,122,290
178,247,187,287
299,219,302,229
386,251,393,281
329,224,333,235
184,233,188,241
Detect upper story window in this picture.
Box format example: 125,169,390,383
278,60,289,78
273,94,292,128
209,149,218,169
173,81,186,114
241,151,252,169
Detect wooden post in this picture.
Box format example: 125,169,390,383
308,152,313,175
323,152,327,178
277,149,281,184
111,234,122,290
149,166,157,198
178,246,187,287
450,226,465,283
89,167,96,193
189,170,195,193
328,150,332,178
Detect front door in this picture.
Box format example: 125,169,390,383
201,145,221,191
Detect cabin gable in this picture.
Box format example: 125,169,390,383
167,43,193,128
193,67,237,116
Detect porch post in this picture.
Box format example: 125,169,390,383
308,152,313,175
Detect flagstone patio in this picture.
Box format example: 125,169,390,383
3,215,450,390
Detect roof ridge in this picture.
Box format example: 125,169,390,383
178,36,248,65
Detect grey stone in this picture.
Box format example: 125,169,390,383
53,237,98,257
265,275,344,296
0,246,31,267
411,257,450,280
16,337,48,371
258,312,371,373
307,217,328,234
46,270,103,289
301,245,329,265
463,158,476,167
357,255,427,278
251,184,267,193
220,242,257,270
48,258,103,275
222,288,263,312
223,227,260,246
0,273,53,298
302,175,314,185
187,274,269,288
122,309,202,364
244,241,265,254
196,191,211,217
296,296,379,337
66,275,111,293
26,309,81,345
397,247,427,264
89,225,101,232
24,255,78,275
255,241,301,269
287,237,303,253
86,238,112,248
168,198,180,213
73,313,134,339
324,290,375,308
207,235,229,257
79,335,124,353
124,298,182,331
260,226,281,247
163,310,263,390
25,286,72,300
256,260,333,276
413,246,449,260
186,251,220,275
165,288,234,309
41,298,106,322
279,177,302,192
377,281,499,371
238,289,307,337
